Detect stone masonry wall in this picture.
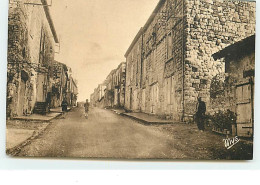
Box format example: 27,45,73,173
125,34,143,111
184,0,256,119
125,0,185,121
7,0,56,117
142,0,185,121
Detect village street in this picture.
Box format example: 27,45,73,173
13,107,253,160
15,107,186,159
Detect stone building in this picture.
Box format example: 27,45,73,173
67,75,78,107
103,69,116,108
50,60,68,108
90,84,106,108
7,0,59,117
90,62,126,109
124,0,255,121
113,62,126,108
211,34,255,137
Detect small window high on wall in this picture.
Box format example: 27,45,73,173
167,31,173,60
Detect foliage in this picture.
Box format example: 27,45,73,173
210,110,236,131
210,73,226,98
210,73,237,99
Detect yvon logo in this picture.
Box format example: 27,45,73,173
223,136,240,150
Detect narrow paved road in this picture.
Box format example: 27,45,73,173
17,107,186,159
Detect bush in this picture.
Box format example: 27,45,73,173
210,110,236,131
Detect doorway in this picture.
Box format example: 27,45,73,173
235,78,254,137
130,88,133,110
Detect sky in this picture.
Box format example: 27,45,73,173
48,0,158,101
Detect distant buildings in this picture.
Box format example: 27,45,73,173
91,62,126,109
66,68,78,107
113,62,126,107
90,84,106,108
7,0,78,118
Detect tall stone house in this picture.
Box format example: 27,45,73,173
103,69,117,108
7,0,59,117
66,71,78,107
124,0,255,121
50,60,69,108
113,62,126,108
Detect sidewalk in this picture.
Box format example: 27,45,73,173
13,112,62,122
12,106,73,121
111,109,176,124
50,107,72,113
122,112,176,124
111,109,126,115
6,107,69,154
6,120,50,153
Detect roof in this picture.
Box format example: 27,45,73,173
212,34,255,60
124,0,166,57
116,62,126,70
124,27,143,57
53,60,68,71
41,0,59,43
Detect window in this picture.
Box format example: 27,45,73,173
130,64,134,81
167,31,173,60
192,67,198,72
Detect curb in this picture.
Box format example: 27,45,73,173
13,112,62,122
6,111,65,156
111,109,124,115
120,113,175,125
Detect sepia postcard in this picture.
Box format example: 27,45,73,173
6,0,255,160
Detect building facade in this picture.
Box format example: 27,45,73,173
7,0,59,117
113,62,126,108
90,84,106,108
103,69,116,108
124,0,255,121
50,60,68,108
67,75,78,107
90,62,126,109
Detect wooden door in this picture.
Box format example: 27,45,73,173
236,79,254,137
150,83,158,114
36,73,46,102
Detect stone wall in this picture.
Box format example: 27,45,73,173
125,0,186,120
141,0,185,120
184,0,256,119
125,31,143,111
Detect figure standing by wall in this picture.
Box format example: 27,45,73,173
195,97,206,132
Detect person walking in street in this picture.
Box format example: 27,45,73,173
195,97,206,132
84,99,90,119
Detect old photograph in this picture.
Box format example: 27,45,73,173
6,0,255,160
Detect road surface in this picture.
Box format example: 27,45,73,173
17,107,186,159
